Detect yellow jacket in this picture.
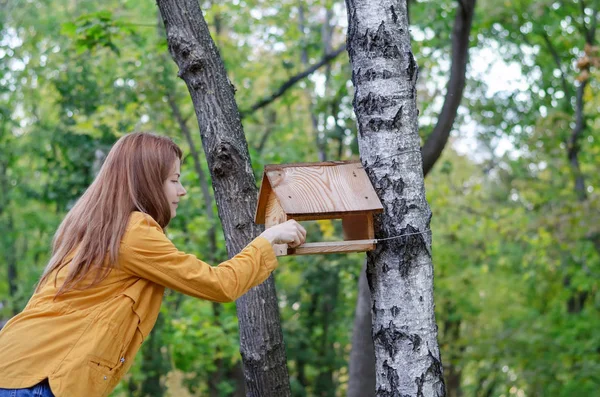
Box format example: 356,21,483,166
0,211,278,396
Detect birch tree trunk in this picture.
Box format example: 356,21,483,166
347,1,475,394
344,0,445,395
156,1,291,395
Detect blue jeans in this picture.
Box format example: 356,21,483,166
0,379,54,397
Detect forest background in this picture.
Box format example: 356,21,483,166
0,0,599,396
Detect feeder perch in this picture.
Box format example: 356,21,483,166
255,160,384,256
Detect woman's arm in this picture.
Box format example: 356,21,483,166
120,216,275,302
120,214,304,302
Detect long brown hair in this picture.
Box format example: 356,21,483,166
37,132,183,296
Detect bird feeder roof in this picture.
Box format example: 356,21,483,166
255,160,384,224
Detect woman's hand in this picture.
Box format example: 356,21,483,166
260,220,307,248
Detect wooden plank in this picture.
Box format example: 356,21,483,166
264,160,360,171
264,194,288,256
342,213,374,240
278,240,376,256
266,161,383,216
288,210,379,222
254,173,273,224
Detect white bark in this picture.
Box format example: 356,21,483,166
344,0,445,396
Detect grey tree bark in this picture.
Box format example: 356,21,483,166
347,261,376,397
344,0,445,395
156,1,291,396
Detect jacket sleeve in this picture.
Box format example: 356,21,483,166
120,214,279,302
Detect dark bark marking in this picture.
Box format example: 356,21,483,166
356,68,397,81
211,141,239,178
367,117,385,132
390,6,398,23
392,106,403,129
346,8,359,58
384,360,400,391
354,21,401,59
391,198,408,220
414,350,446,397
416,373,425,397
385,44,401,59
390,306,400,317
376,387,411,397
374,176,405,199
364,116,404,134
406,51,417,82
366,261,375,292
382,224,429,278
372,301,385,318
382,261,390,273
351,68,359,85
373,321,422,357
357,92,398,116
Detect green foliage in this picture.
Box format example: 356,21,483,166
1,0,598,396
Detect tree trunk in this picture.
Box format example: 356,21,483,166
345,0,445,395
421,0,476,175
346,1,475,394
563,5,598,312
347,261,376,397
168,95,240,395
156,1,291,396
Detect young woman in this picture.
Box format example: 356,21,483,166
0,132,306,397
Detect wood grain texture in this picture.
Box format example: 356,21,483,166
264,194,288,256
255,176,273,224
279,240,376,256
264,160,358,170
342,213,374,240
265,161,383,216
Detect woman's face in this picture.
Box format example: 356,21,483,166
163,159,187,219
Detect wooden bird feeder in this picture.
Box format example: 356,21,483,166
255,160,384,256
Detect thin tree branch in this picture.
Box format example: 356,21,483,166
540,31,572,101
566,0,598,201
240,43,346,118
589,3,599,40
580,0,590,40
568,79,588,201
255,108,277,155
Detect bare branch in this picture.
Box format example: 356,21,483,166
580,0,590,40
255,109,277,155
589,3,599,40
240,44,347,118
540,31,572,99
